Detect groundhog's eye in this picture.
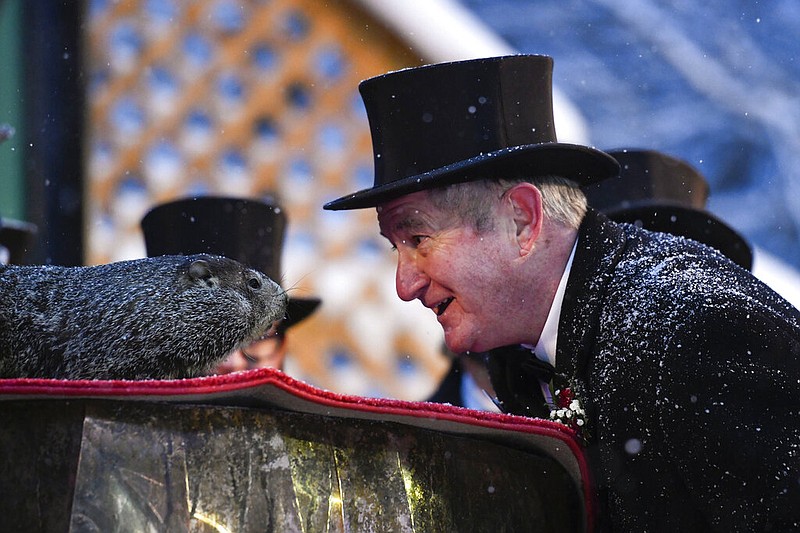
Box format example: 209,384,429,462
247,276,262,290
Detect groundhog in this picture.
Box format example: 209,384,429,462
0,254,287,380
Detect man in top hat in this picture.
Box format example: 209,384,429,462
141,195,320,373
323,55,800,531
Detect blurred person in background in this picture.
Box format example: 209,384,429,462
425,345,499,412
141,195,320,373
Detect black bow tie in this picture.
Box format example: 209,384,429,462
493,344,556,382
486,344,557,418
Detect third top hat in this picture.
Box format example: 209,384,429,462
324,54,619,211
141,196,321,331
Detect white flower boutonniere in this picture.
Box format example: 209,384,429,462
548,385,589,442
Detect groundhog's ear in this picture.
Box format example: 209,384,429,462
187,259,215,286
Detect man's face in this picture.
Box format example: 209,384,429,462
378,189,521,354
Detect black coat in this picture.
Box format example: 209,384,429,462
426,358,466,406
491,209,800,532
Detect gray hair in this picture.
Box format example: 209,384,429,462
428,175,587,232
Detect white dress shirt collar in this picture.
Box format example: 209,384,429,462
522,238,578,367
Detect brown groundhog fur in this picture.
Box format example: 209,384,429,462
0,254,287,380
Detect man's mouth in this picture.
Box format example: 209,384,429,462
433,298,454,316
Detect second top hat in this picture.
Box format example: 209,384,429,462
584,149,752,270
583,149,709,212
141,196,320,331
324,54,619,210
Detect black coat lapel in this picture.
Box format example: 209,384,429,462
556,209,630,528
557,209,628,384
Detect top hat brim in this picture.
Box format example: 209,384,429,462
608,204,753,271
324,142,620,211
279,296,322,334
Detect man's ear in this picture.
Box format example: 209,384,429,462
506,183,543,256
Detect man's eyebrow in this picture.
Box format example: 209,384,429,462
390,216,426,233
379,211,428,238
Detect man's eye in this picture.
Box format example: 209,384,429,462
390,235,427,249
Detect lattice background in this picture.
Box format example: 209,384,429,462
84,0,449,400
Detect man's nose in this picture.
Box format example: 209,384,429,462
395,252,427,302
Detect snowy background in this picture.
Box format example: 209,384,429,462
459,0,800,280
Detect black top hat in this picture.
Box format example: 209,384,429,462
324,54,620,211
140,196,321,332
583,149,709,212
584,149,752,270
0,217,38,265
